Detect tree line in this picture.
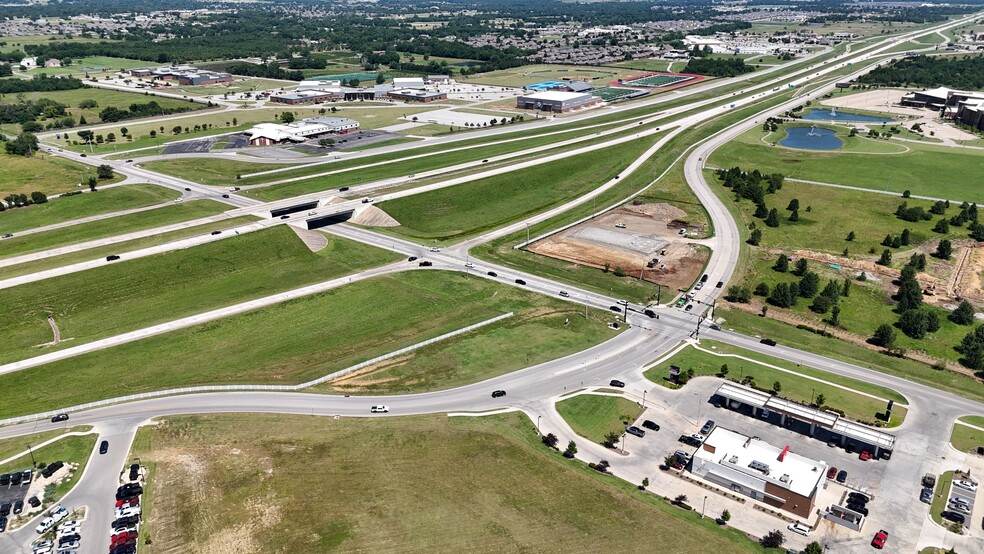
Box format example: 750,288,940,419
859,55,984,91
0,74,85,94
683,57,752,78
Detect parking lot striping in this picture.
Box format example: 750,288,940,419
0,431,97,466
687,344,900,405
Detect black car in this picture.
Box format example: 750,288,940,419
111,546,137,554
515,279,526,285
130,463,140,474
642,420,660,431
609,305,622,312
27,496,40,508
609,379,625,388
418,261,433,267
279,215,289,219
112,516,140,528
8,473,19,486
760,338,777,346
221,194,230,198
941,511,965,524
51,413,69,422
339,187,350,191
11,500,22,515
487,271,497,277
210,230,222,235
700,274,709,283
184,187,191,191
491,390,506,398
407,256,418,262
685,304,693,311
848,492,870,504
106,255,121,262
0,474,7,486
100,440,109,454
643,309,657,318
678,435,702,447
847,503,868,516
0,502,10,516
0,516,6,533
59,533,80,544
716,281,724,288
40,461,63,478
626,426,646,438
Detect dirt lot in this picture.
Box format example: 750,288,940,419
529,203,708,291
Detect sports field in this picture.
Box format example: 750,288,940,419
458,64,640,88
620,73,695,88
591,86,646,101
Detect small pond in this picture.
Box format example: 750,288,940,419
779,126,843,151
802,109,892,124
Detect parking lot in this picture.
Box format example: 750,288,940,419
942,475,979,530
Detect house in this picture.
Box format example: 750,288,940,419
44,59,61,68
19,57,37,69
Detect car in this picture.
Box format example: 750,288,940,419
112,515,140,528
848,492,870,504
760,338,777,346
920,488,933,504
8,472,20,485
609,380,625,388
80,153,86,157
482,159,489,163
0,474,7,486
699,420,716,435
338,187,350,192
125,159,133,163
847,503,868,516
948,502,972,515
941,510,965,524
716,281,724,288
827,439,839,448
626,426,646,438
859,449,872,461
184,187,191,191
106,255,121,262
609,305,622,313
679,435,702,447
515,279,526,285
172,198,182,203
614,223,627,229
210,230,222,236
99,440,109,454
487,271,497,277
559,291,570,298
57,540,79,550
49,506,68,523
643,309,656,318
36,517,55,534
949,496,970,507
641,420,660,431
111,527,137,537
787,522,811,536
954,479,978,492
871,530,888,549
491,390,506,398
51,413,69,422
57,529,80,540
111,547,136,554
22,469,32,483
845,443,856,454
464,262,474,268
0,503,9,516
827,467,838,480
685,304,694,312
129,463,140,474
13,500,23,514
418,261,433,267
119,481,142,494
115,498,138,508
116,507,140,519
221,194,230,198
1,233,12,239
836,470,848,483
362,198,374,204
28,496,41,508
407,256,418,262
41,461,64,478
370,405,389,413
279,215,290,219
32,540,52,554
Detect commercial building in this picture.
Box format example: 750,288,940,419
244,116,360,146
427,75,451,84
387,89,447,102
129,65,232,85
270,89,341,104
901,86,984,126
392,77,426,89
690,426,827,518
516,90,600,113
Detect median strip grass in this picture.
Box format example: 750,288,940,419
0,184,179,235
557,394,644,444
130,413,764,553
0,270,610,418
950,416,984,453
0,426,92,463
0,226,399,365
138,158,296,186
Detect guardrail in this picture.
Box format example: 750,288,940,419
0,312,514,428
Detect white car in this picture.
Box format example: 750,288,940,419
614,223,626,229
429,246,440,252
787,522,811,536
35,517,54,534
464,262,474,268
370,405,389,413
49,506,68,523
57,541,79,550
58,520,80,530
32,540,52,554
115,506,141,518
172,198,182,203
57,524,80,536
948,502,972,515
954,480,978,492
949,496,970,506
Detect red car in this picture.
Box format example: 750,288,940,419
115,498,138,508
860,450,872,461
871,529,888,549
827,466,838,479
112,531,138,543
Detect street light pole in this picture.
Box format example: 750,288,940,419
525,222,530,244
26,444,35,467
701,495,708,518
536,415,541,435
642,389,647,408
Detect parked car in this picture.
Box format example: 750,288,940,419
954,480,978,492
848,492,870,504
836,470,848,483
871,530,889,549
609,380,625,388
941,510,966,524
699,420,716,435
847,503,868,516
370,405,389,413
787,522,811,536
920,488,933,504
12,500,23,514
859,449,872,461
27,496,41,508
35,516,55,534
625,426,646,438
678,435,702,447
0,503,9,516
827,467,838,480
950,496,970,507
641,420,660,431
948,502,972,515
50,413,69,423
100,440,109,454
491,390,506,398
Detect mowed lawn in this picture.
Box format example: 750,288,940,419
0,271,609,418
0,199,229,260
0,184,179,235
950,416,984,452
379,137,659,242
132,413,763,554
139,158,295,185
0,152,124,197
709,126,984,202
643,342,907,424
557,395,644,444
0,226,399,366
0,426,90,463
0,434,97,503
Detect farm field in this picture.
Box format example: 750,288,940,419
0,184,178,235
130,413,763,554
0,226,398,367
0,270,607,418
0,151,124,197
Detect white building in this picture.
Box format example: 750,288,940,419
244,116,360,146
19,57,37,69
392,77,426,89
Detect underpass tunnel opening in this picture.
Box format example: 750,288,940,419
307,210,354,229
271,201,319,218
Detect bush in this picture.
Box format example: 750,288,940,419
541,433,558,448
761,530,785,548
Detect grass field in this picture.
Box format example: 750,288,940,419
0,184,178,235
0,34,111,52
950,416,984,452
0,226,398,366
131,413,764,553
170,77,294,96
0,151,125,197
378,136,660,243
19,87,195,126
458,64,640,87
709,125,984,203
609,59,674,72
717,308,984,404
21,56,149,76
138,158,296,186
643,342,906,425
0,426,91,463
0,215,258,282
0,270,611,417
0,199,229,261
0,433,97,504
556,395,644,444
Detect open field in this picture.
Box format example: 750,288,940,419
20,56,149,76
378,136,660,242
169,77,295,96
643,342,906,425
457,64,642,88
0,151,125,197
609,59,674,72
0,215,258,282
0,199,229,261
950,416,984,452
0,433,97,503
0,184,178,235
716,308,984,404
131,413,764,553
0,226,398,366
139,158,295,186
20,87,196,126
0,34,112,52
556,395,644,444
0,270,609,417
709,125,984,203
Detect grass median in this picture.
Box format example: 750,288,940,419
0,270,615,418
557,395,645,444
0,433,97,506
950,416,984,453
0,426,92,463
131,413,764,553
0,184,179,235
0,226,399,366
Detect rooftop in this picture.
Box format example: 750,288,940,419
520,90,593,101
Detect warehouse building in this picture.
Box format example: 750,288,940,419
690,427,827,519
392,77,426,89
244,116,360,146
516,90,600,113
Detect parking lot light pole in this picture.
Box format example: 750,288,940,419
642,389,647,408
536,415,541,435
27,444,35,467
701,495,707,518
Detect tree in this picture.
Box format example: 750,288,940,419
846,230,856,241
896,278,923,314
120,126,128,136
842,278,851,297
726,286,751,303
814,393,826,408
754,282,770,296
903,189,911,198
761,530,785,548
951,300,976,325
172,125,182,135
747,228,762,246
563,440,577,458
30,191,48,204
958,324,984,370
719,364,729,377
721,509,731,522
786,198,800,211
882,234,894,247
772,381,782,394
793,258,808,276
810,294,833,314
900,228,911,246
87,177,97,191
767,283,796,308
788,209,799,222
872,323,896,348
541,433,559,448
753,202,768,218
673,494,688,506
934,218,950,233
4,132,38,156
78,115,87,125
97,165,114,179
877,249,892,266
774,254,789,273
764,208,781,228
935,239,952,260
805,541,824,554
318,138,335,148
898,309,930,339
602,431,621,448
829,305,840,326
375,73,385,85
798,272,819,298
908,253,927,271
149,130,157,138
